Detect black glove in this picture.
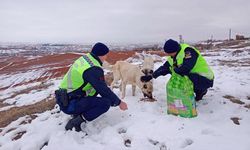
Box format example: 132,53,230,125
141,75,153,82
152,70,160,78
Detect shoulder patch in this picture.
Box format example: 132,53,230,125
185,51,192,59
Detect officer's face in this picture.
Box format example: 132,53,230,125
165,52,177,57
100,55,107,62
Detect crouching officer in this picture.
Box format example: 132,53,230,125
141,39,214,101
55,42,128,132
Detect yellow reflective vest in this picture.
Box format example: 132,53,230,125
60,53,101,96
167,43,214,80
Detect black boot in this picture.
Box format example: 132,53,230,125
65,115,86,132
195,90,207,101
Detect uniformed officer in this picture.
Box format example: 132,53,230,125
56,42,128,132
141,39,214,101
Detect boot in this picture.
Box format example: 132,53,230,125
65,115,86,132
195,90,207,101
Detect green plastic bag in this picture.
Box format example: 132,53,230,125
166,72,197,118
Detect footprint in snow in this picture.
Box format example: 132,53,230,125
117,127,127,134
148,138,168,150
124,138,132,147
180,138,193,148
201,129,214,135
40,141,48,150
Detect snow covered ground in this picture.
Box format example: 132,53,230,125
0,47,250,150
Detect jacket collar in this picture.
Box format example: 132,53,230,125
171,49,181,59
90,52,103,66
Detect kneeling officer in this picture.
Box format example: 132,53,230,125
141,39,214,101
55,42,127,132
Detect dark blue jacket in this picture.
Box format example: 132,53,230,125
71,53,121,107
153,47,213,92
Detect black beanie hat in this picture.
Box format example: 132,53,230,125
91,42,109,56
163,39,180,53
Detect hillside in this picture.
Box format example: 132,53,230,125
0,40,250,150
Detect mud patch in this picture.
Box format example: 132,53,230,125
223,95,245,105
244,104,250,109
20,115,38,125
247,96,250,100
12,131,26,141
5,128,16,134
230,117,241,125
232,49,244,56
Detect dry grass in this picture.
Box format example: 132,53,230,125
0,102,9,108
0,98,55,128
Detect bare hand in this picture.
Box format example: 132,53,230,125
119,100,128,111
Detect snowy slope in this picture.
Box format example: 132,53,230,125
0,48,250,150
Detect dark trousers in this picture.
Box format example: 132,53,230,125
57,96,111,121
188,73,214,95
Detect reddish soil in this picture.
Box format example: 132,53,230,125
0,51,164,89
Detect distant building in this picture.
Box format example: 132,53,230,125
235,34,250,40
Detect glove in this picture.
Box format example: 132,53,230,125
152,70,160,78
141,75,153,82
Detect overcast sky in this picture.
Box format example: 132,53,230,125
0,0,249,44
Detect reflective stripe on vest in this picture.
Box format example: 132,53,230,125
67,56,86,91
59,53,101,95
167,44,214,80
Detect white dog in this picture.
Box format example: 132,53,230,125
141,56,154,76
111,61,153,99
